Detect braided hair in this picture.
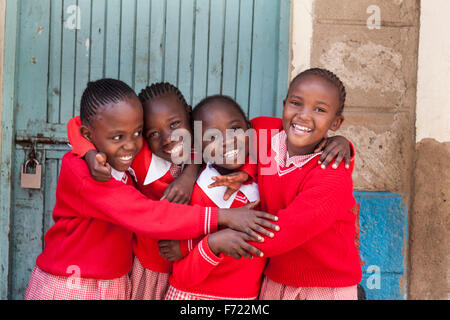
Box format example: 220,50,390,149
80,78,138,125
192,95,249,126
288,68,346,115
138,82,190,113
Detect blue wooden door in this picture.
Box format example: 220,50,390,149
1,0,290,299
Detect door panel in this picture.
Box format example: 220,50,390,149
6,0,290,299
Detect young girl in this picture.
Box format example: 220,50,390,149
25,79,278,300
161,94,354,300
72,82,201,300
247,68,362,299
164,95,268,300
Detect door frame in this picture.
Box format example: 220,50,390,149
0,0,313,300
0,0,18,300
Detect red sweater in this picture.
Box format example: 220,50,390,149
36,152,218,280
131,145,180,273
169,164,266,300
67,116,181,274
249,117,362,287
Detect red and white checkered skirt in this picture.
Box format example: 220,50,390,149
259,276,357,300
129,256,170,300
25,266,131,300
165,285,258,300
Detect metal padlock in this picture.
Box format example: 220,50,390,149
20,159,42,189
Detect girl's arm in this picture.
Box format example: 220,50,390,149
161,163,201,204
67,116,96,157
67,116,111,181
249,163,355,257
314,136,355,170
208,170,252,201
170,236,223,287
69,164,279,240
170,232,263,288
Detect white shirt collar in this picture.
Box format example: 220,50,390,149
110,167,137,184
196,163,259,208
143,153,172,185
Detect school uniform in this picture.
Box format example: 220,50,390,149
24,152,217,300
248,117,361,300
65,116,188,300
129,145,183,300
165,163,266,300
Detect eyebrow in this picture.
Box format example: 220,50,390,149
166,115,182,122
289,95,330,107
316,100,330,107
227,119,244,125
109,124,143,135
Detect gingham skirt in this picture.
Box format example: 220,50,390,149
258,276,357,300
25,266,131,300
129,256,170,300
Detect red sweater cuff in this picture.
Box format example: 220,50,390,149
205,207,219,234
199,235,224,265
67,116,96,157
179,240,190,257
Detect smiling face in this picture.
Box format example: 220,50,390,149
194,100,250,172
282,75,344,156
143,93,192,164
81,96,144,172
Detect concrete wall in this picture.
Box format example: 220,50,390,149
410,0,450,300
290,0,421,299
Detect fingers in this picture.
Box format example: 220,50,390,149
161,188,190,204
223,187,236,201
241,243,263,258
245,200,260,210
254,210,278,222
256,217,280,233
235,233,264,258
314,138,328,153
331,153,345,169
208,176,228,188
318,143,339,169
345,156,351,169
249,223,276,239
95,152,107,165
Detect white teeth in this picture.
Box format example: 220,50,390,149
293,124,312,132
167,143,183,154
224,149,239,158
120,155,133,161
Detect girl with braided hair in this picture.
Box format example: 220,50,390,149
160,69,360,300
246,68,362,299
25,79,280,300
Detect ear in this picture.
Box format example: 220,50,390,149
283,98,287,108
186,105,192,113
329,115,344,131
79,124,93,143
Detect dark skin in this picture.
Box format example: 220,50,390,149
159,82,352,260
159,101,276,261
79,93,280,257
142,93,197,204
83,93,198,204
80,97,144,173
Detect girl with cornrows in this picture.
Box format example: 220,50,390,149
25,79,279,300
246,68,362,299
65,81,275,300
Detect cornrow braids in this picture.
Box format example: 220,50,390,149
138,82,190,112
80,78,138,125
289,68,347,115
192,95,250,128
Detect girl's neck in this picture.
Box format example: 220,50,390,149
212,164,236,176
286,141,315,157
